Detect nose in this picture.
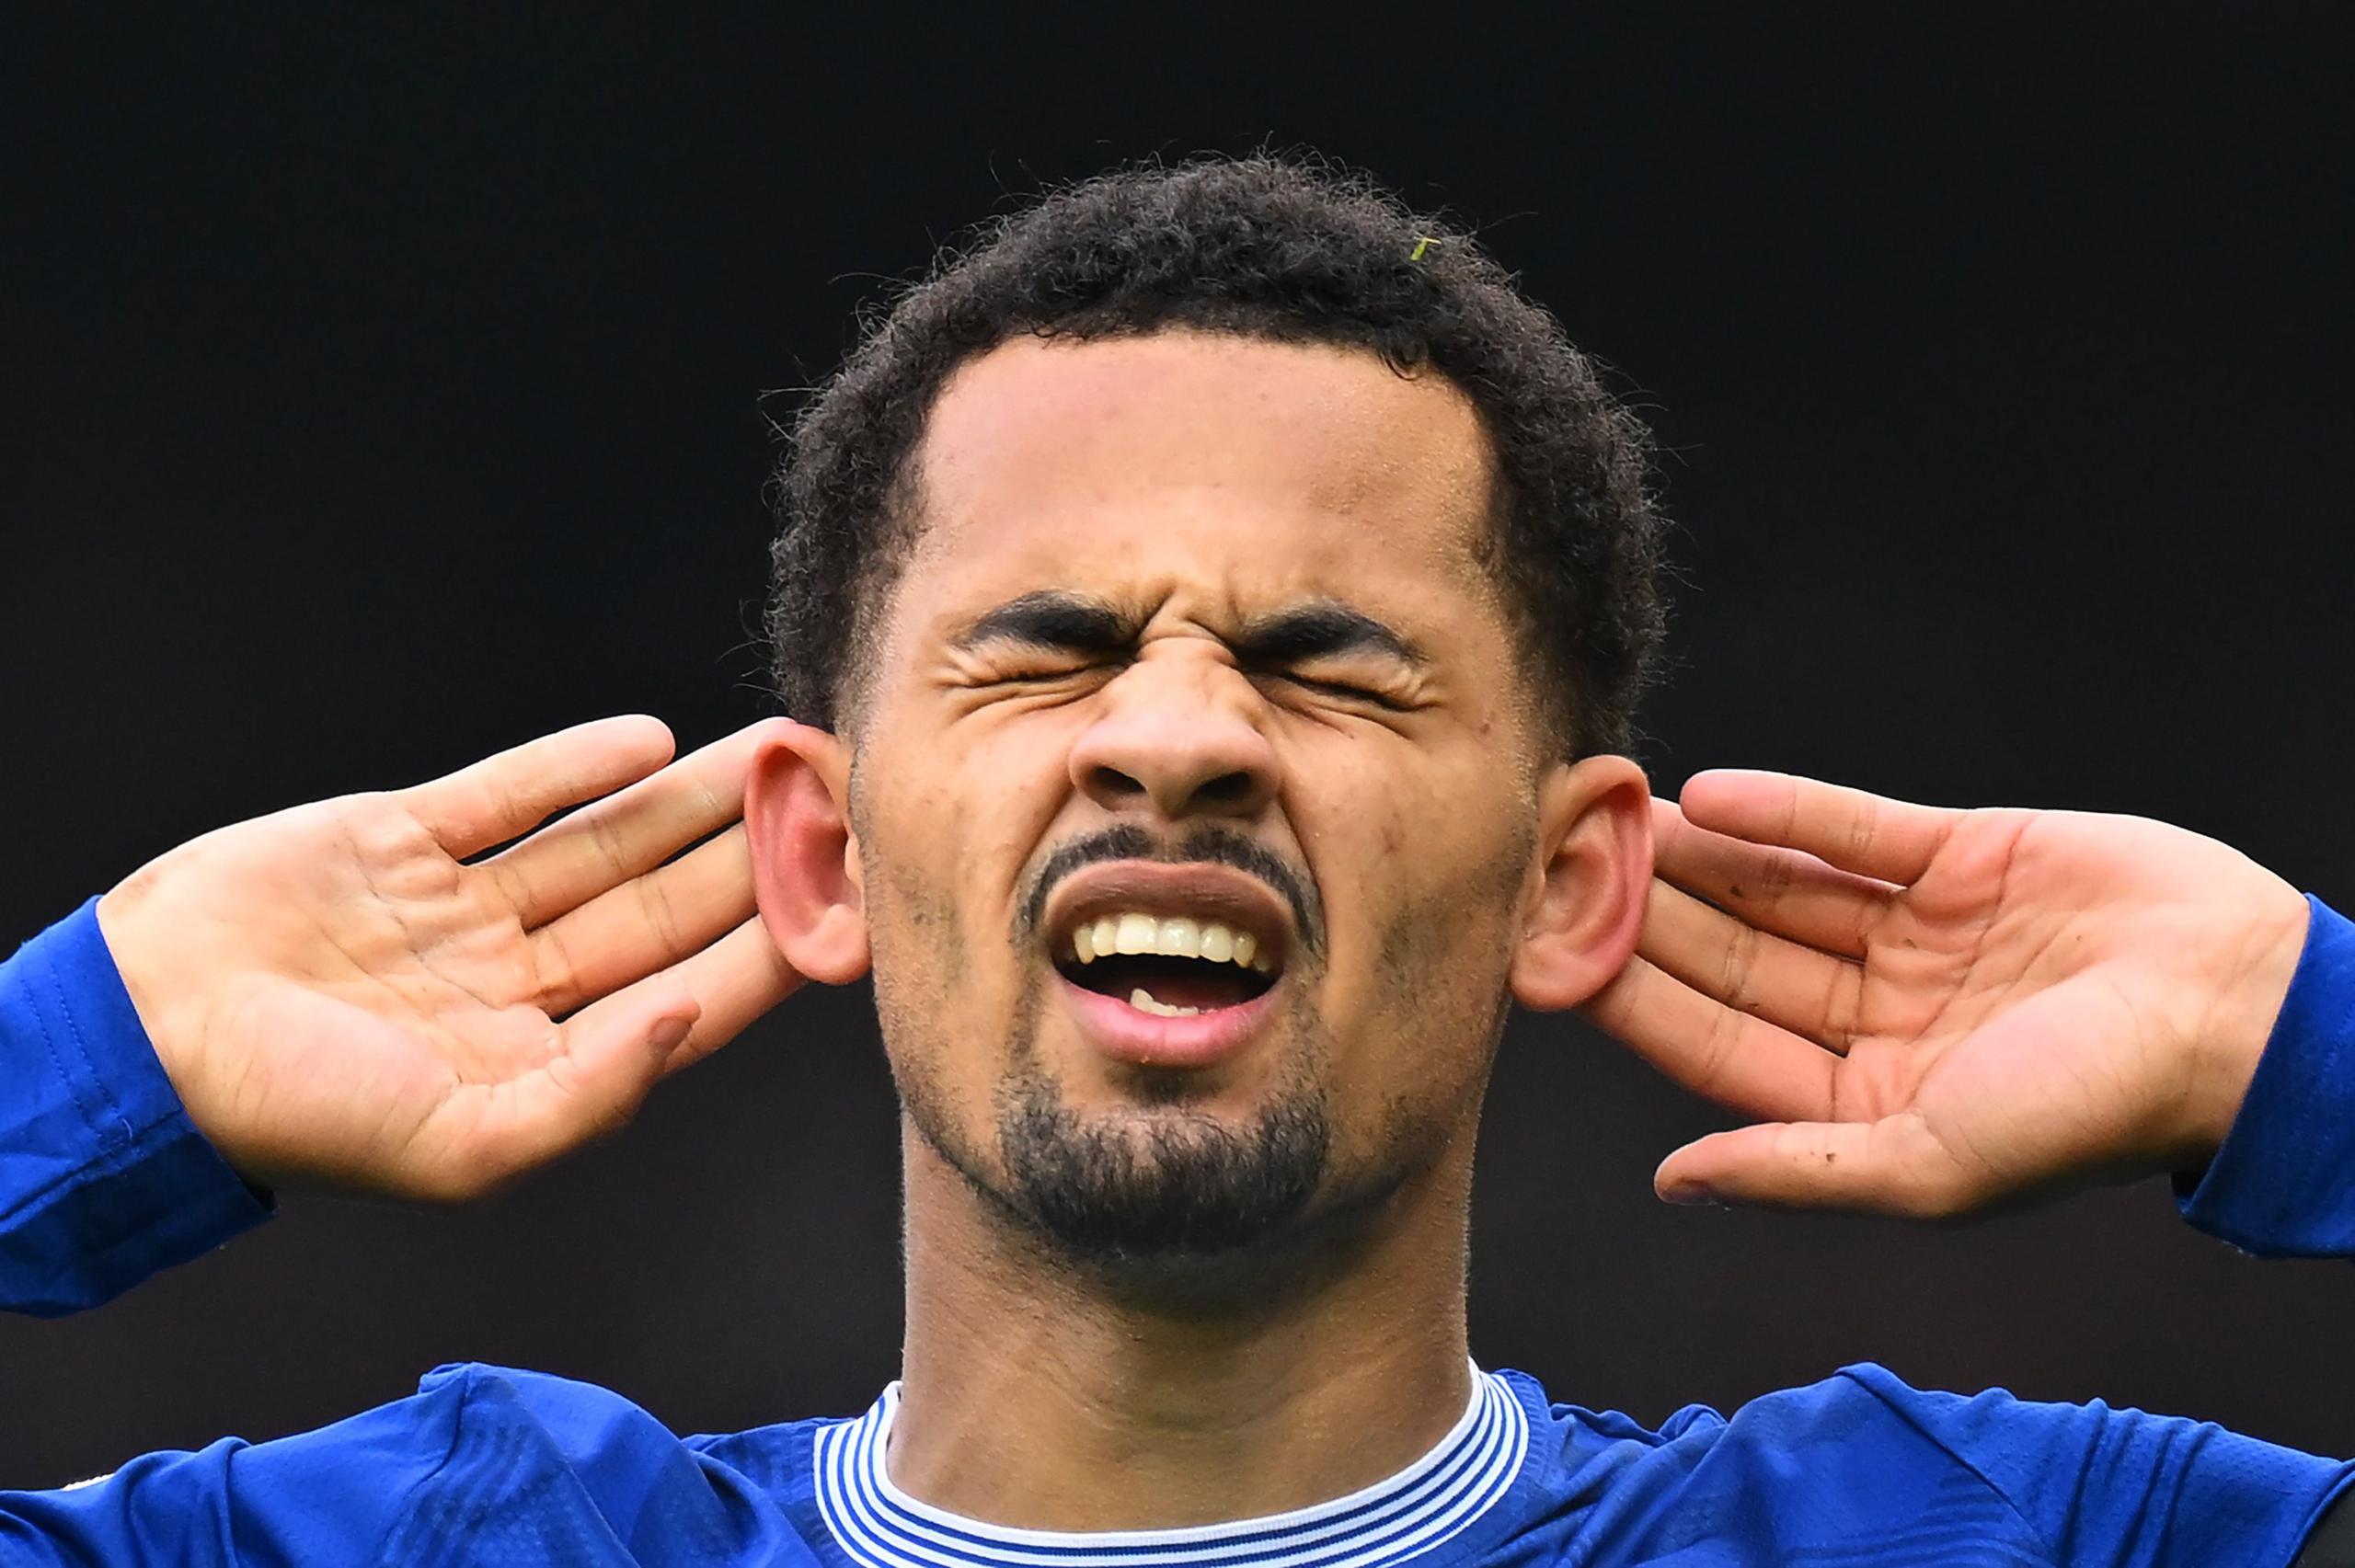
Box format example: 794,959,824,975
1068,656,1279,821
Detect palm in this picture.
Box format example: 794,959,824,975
186,826,572,1188
1584,773,2307,1216
98,717,803,1198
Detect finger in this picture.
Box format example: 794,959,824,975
1652,798,1895,958
653,916,807,1072
1653,1113,1970,1218
1639,882,1867,1052
401,715,677,860
1579,954,1837,1122
557,915,805,1077
486,718,793,929
528,824,757,1016
425,989,700,1196
1676,771,1959,887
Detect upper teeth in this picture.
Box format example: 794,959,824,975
1072,913,1272,972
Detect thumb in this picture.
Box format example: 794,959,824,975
1654,1112,1969,1218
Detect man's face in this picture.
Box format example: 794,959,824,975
849,331,1551,1263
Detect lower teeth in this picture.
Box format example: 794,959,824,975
1129,988,1200,1018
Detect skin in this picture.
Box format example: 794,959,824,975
84,332,2312,1535
93,719,803,1199
1600,774,2309,1213
745,332,1652,1523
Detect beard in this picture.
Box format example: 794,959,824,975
989,1066,1333,1263
865,814,1484,1276
886,941,1346,1267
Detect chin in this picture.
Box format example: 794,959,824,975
979,1067,1332,1265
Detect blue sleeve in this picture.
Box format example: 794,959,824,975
2180,895,2355,1257
2,1364,795,1564
1842,1363,2355,1568
0,1369,471,1566
0,898,269,1315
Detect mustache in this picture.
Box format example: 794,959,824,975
1018,823,1323,962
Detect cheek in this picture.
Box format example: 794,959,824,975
856,727,1066,1028
866,850,964,986
1369,838,1526,1034
850,734,977,1011
1307,750,1532,1088
861,818,1000,1140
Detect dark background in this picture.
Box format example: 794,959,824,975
4,6,2351,1485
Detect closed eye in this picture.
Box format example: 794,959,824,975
987,660,1117,686
1269,671,1408,710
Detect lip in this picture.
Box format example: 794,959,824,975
1055,968,1284,1070
1040,858,1298,1071
1040,860,1296,968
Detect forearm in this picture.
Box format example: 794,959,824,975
0,900,267,1315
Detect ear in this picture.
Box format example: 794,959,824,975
743,721,870,986
1510,754,1653,1011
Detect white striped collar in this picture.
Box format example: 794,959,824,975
811,1365,1530,1568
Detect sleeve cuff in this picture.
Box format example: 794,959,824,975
0,898,270,1314
2178,894,2355,1257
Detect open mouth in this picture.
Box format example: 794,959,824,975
1052,913,1282,1017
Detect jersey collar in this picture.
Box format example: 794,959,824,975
811,1365,1530,1568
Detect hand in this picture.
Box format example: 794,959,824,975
96,715,802,1200
1582,771,2311,1217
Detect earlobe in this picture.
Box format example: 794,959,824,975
1510,755,1653,1012
743,722,872,986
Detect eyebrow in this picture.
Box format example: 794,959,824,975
1232,601,1427,670
952,590,1141,654
952,590,1426,670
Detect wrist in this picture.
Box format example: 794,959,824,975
95,878,185,1070
2175,875,2311,1166
93,873,228,1149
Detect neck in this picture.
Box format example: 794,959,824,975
890,1125,1477,1529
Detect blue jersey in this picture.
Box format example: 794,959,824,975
5,896,2355,1565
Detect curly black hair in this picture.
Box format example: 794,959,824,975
767,155,1666,759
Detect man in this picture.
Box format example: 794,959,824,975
4,156,2350,1563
